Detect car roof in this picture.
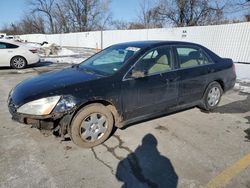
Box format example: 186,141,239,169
0,39,21,45
0,40,35,49
115,40,221,61
114,40,202,48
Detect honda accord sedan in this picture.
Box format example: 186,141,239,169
8,41,236,148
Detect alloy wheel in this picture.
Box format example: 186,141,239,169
207,86,221,107
80,113,108,142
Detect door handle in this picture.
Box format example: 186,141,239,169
208,69,215,73
166,77,179,84
166,78,174,84
166,79,170,84
8,51,13,53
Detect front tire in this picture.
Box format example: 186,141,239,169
11,56,27,69
70,104,114,148
199,81,223,111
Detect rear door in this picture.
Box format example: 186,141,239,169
174,45,213,105
0,42,18,67
122,46,179,120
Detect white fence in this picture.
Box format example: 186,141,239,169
20,22,250,63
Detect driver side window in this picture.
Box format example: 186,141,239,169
133,46,173,76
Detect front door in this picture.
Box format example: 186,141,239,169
122,46,179,120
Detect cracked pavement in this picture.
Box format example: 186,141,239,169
0,62,250,188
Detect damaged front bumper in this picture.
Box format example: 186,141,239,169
8,103,75,136
7,93,82,136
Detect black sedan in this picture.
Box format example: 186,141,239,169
8,41,236,148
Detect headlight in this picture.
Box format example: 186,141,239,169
17,96,61,115
7,89,14,104
53,96,77,113
9,88,14,97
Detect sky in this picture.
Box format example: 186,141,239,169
110,0,141,21
0,0,141,29
0,0,247,29
0,0,27,28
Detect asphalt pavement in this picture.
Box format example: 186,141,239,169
0,62,249,188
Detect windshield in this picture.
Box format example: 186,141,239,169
79,45,141,75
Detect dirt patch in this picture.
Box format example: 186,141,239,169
245,116,250,124
244,128,250,142
64,146,72,150
155,125,168,131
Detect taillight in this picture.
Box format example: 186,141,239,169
29,49,37,53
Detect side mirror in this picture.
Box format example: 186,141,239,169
131,69,146,78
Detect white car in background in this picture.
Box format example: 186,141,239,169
0,40,40,69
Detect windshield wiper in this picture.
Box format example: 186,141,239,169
71,64,79,68
79,66,106,76
81,67,96,74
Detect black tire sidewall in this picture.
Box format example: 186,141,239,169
70,104,114,148
203,82,223,111
11,56,27,69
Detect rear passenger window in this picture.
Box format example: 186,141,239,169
0,42,18,49
134,46,173,75
6,43,18,49
177,47,211,68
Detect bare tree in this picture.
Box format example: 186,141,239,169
2,0,249,35
110,20,129,30
32,16,46,33
137,0,164,28
245,0,250,22
53,2,71,33
18,15,46,34
26,0,111,33
224,0,250,13
219,0,250,22
0,24,21,35
62,0,111,32
128,22,146,29
29,0,56,33
235,0,250,22
155,0,226,27
0,16,45,35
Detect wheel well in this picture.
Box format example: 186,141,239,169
72,100,122,127
214,79,225,91
83,100,112,107
202,80,225,99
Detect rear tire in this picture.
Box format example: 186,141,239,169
11,56,27,69
70,103,114,148
199,81,223,111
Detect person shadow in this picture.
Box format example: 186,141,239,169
116,134,178,188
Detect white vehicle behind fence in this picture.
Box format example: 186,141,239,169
0,40,40,69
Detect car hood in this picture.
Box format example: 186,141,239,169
11,67,103,106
